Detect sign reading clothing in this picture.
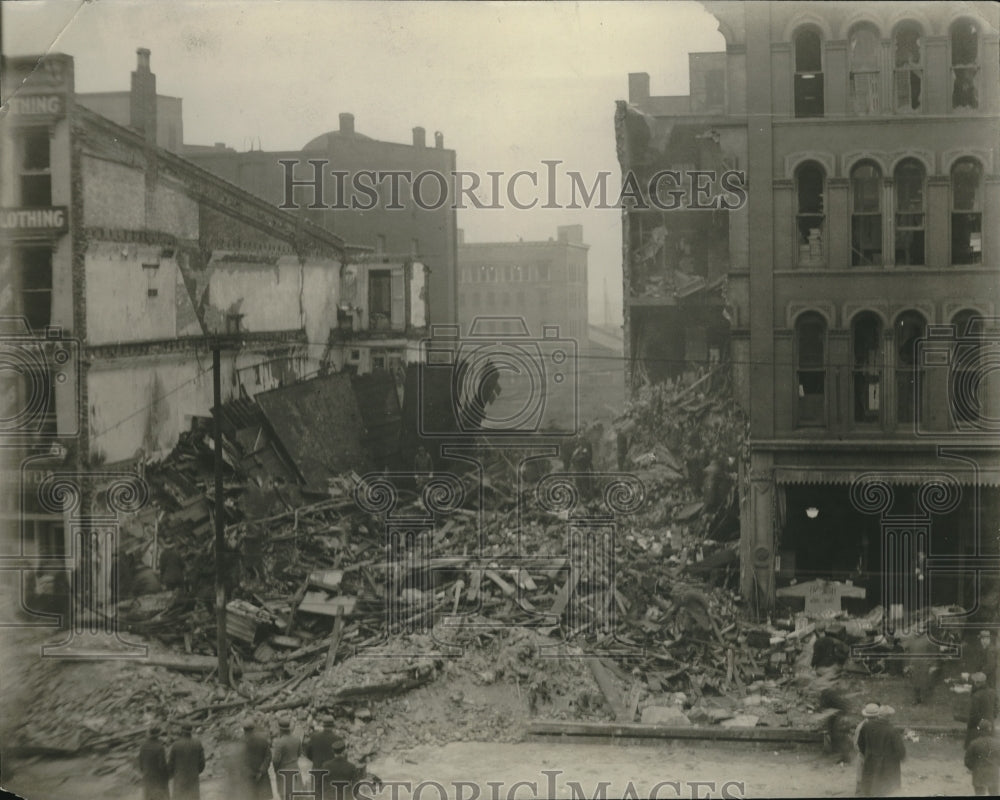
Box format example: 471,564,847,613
7,95,64,117
0,207,68,234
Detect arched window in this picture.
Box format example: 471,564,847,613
951,20,979,109
796,312,826,426
895,311,926,424
949,309,985,428
852,313,883,424
894,159,925,265
849,24,881,114
796,162,825,266
851,161,882,266
951,158,982,265
794,28,824,117
893,23,922,111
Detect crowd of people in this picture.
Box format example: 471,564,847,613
138,713,373,800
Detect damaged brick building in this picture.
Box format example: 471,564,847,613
618,1,1000,613
0,51,425,588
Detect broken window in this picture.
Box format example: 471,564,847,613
796,312,826,426
851,162,882,266
852,313,882,424
796,162,825,266
951,158,982,265
895,310,926,424
12,246,52,330
893,23,922,111
794,29,824,118
19,128,52,207
949,309,985,427
894,159,925,265
368,269,392,330
849,24,881,114
951,20,979,109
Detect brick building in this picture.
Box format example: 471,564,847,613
618,1,1000,613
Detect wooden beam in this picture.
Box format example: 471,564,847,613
527,720,824,744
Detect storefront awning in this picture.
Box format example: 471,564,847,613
774,467,1000,487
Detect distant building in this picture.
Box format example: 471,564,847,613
457,225,589,343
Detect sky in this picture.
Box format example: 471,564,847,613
2,0,726,326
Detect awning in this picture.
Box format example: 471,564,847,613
774,467,1000,487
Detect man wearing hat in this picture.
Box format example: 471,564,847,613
856,702,906,797
853,704,880,794
967,672,999,748
971,630,998,690
304,715,340,769
965,719,1000,796
138,723,170,800
320,736,365,800
272,713,302,798
240,715,273,800
168,721,206,800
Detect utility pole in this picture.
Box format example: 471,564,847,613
212,342,230,686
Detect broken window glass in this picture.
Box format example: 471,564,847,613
851,162,882,266
951,158,982,264
894,24,922,110
951,21,979,109
797,312,826,425
894,159,925,265
849,25,881,114
794,29,824,117
796,163,825,266
852,313,882,424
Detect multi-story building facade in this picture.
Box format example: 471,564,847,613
619,2,1000,613
71,51,452,377
457,225,589,342
0,51,433,601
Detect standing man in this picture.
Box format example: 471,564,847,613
971,630,999,690
138,723,170,800
965,720,1000,796
321,736,365,800
856,703,906,796
272,714,302,799
908,632,942,705
967,672,999,748
303,715,340,770
167,721,205,800
241,716,272,800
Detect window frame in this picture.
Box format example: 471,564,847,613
850,161,884,267
893,159,926,266
794,28,825,118
795,311,828,428
795,161,826,268
892,22,924,113
950,157,983,266
894,310,927,427
848,23,882,116
950,19,980,110
851,312,883,427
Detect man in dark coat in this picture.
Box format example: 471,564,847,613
856,707,906,796
138,724,170,800
321,736,366,800
303,716,340,769
965,720,1000,796
167,722,206,800
971,630,999,690
967,672,999,748
272,714,301,799
240,716,273,800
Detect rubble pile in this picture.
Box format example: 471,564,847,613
13,368,956,768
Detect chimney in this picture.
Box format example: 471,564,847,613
339,112,355,135
130,48,157,145
412,126,426,148
434,131,444,149
628,72,650,103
